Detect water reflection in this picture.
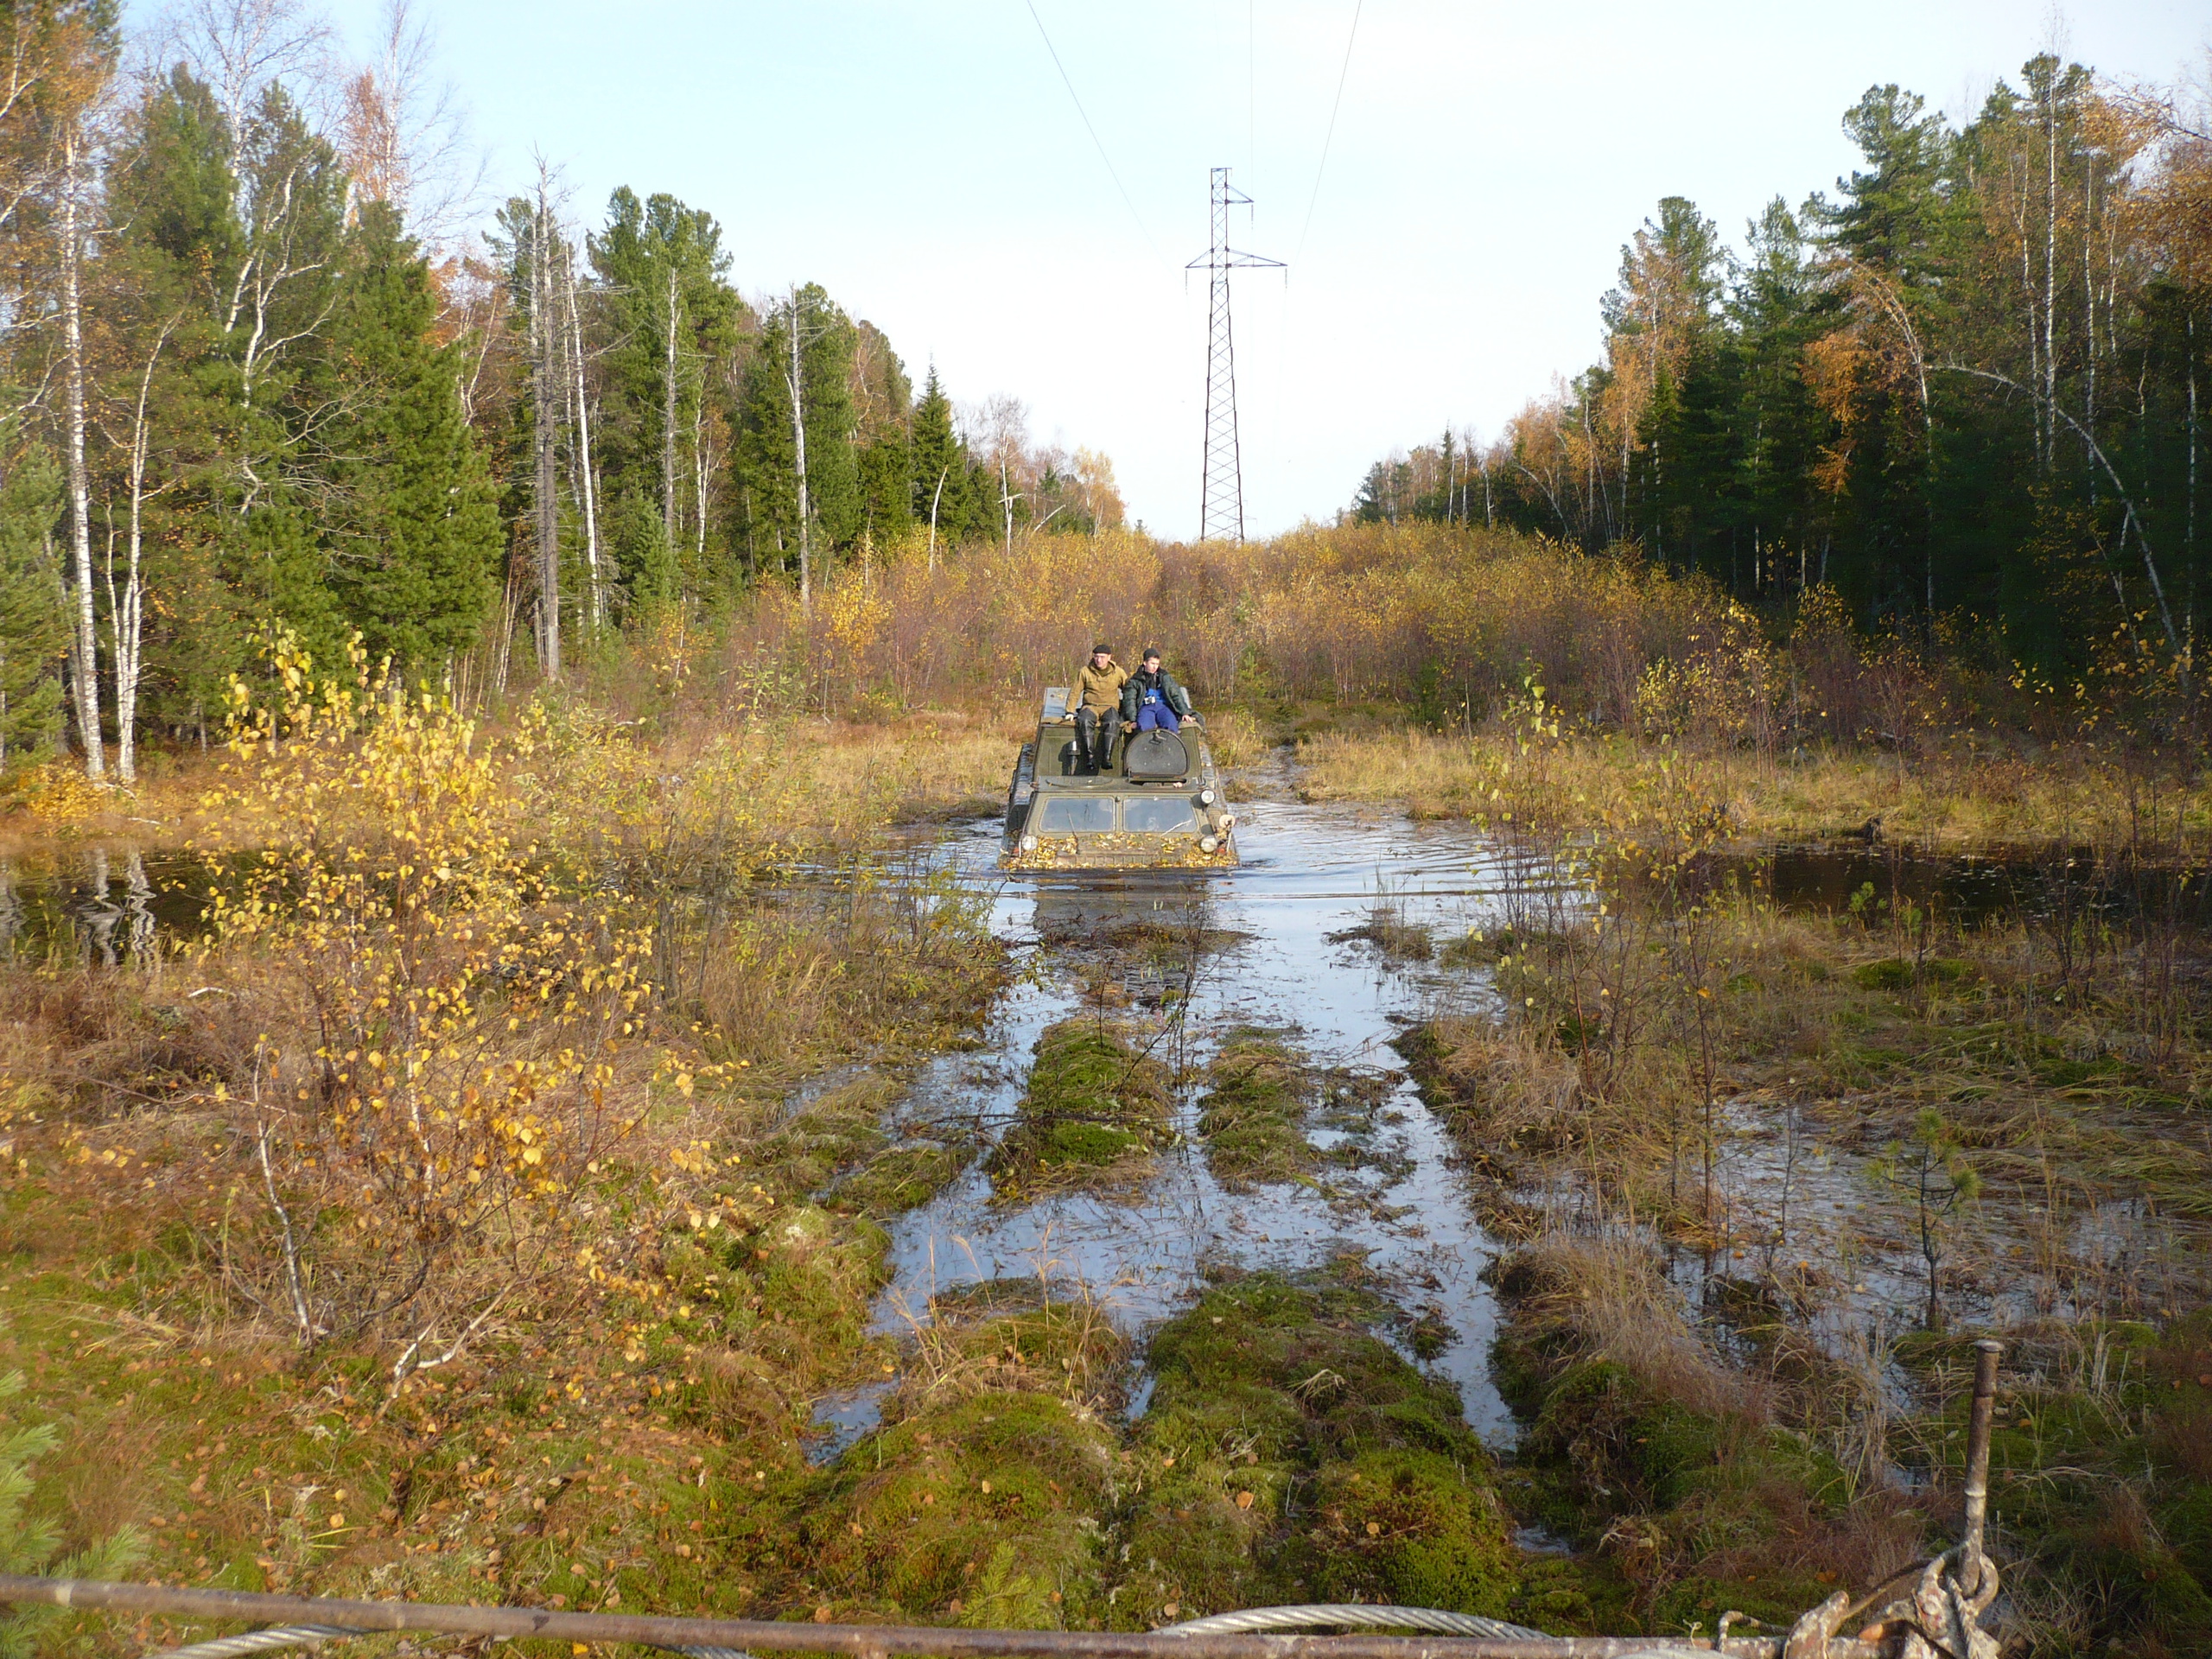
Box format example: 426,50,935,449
1720,840,2212,930
0,849,207,967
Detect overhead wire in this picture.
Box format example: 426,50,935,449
1294,0,1363,261
1021,0,1171,266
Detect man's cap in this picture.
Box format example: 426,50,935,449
1091,643,1113,656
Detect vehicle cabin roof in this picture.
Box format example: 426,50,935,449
1034,686,1197,792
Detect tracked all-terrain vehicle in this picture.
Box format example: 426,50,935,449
1001,688,1237,870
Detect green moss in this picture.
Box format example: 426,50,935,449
1490,1248,1904,1641
1196,1031,1319,1187
1296,1449,1516,1614
1852,957,1970,991
988,1020,1171,1196
833,1141,976,1214
1908,1316,2212,1656
791,1388,1118,1625
1114,1269,1516,1625
759,1074,900,1197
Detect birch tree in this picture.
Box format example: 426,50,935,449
57,118,101,777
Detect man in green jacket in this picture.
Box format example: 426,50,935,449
1070,644,1128,774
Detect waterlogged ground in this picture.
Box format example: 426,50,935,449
13,782,2211,1643
815,798,1532,1459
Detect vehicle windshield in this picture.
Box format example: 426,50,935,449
1037,796,1116,833
1122,796,1200,833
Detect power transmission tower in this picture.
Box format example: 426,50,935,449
1189,167,1281,543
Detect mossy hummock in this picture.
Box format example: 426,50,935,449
1116,1270,1518,1626
1196,1030,1321,1187
988,1020,1172,1196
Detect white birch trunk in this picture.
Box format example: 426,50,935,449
663,264,680,547
787,287,812,608
531,187,560,680
2042,91,2057,468
562,241,602,631
693,399,708,562
112,326,173,787
59,127,102,781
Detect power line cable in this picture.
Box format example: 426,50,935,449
1294,0,1362,261
1022,0,1170,266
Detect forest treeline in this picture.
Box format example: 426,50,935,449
1354,54,2212,674
0,0,1123,785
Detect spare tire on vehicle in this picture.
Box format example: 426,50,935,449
1122,728,1190,782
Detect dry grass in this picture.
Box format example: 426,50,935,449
1297,725,2212,846
1514,1230,1764,1423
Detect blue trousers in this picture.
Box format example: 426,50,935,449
1135,701,1180,733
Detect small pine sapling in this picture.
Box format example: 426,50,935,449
0,1370,143,1656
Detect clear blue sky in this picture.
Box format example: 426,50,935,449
310,2,2203,537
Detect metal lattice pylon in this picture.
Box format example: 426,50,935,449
1190,167,1281,543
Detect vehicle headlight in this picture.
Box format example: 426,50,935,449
1020,835,1039,852
1198,787,1215,805
1198,835,1218,854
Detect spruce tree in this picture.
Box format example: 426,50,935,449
734,284,859,575
588,188,743,598
909,367,970,543
315,201,499,675
0,443,65,770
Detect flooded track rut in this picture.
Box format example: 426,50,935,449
817,799,1533,1458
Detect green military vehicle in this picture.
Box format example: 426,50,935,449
1001,687,1238,870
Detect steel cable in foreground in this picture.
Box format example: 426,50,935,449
1160,1607,1549,1640
149,1628,365,1659
1157,1610,1711,1659
0,1573,1882,1658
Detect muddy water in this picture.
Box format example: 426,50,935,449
817,800,1533,1459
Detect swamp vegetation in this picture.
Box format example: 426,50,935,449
2,526,2211,1656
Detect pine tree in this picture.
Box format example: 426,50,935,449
315,200,499,675
588,188,743,598
735,283,858,579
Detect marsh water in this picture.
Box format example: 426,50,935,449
810,796,1529,1459
10,802,2199,1458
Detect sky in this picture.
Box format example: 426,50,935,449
292,1,2209,538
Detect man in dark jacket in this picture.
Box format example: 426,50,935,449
1120,648,1197,734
